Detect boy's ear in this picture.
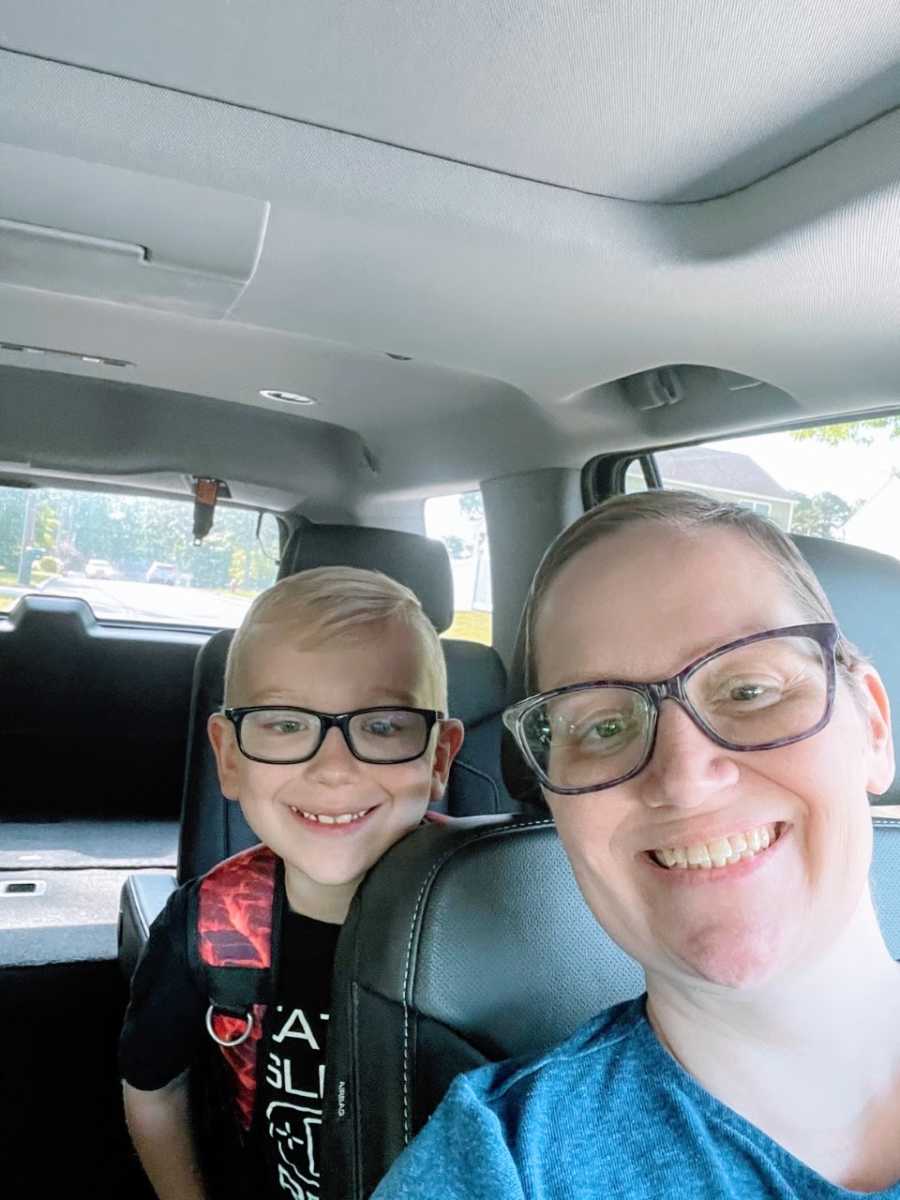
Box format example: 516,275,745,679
429,718,465,803
858,665,895,796
207,713,241,801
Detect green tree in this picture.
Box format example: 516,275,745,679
0,487,26,572
458,491,484,522
35,501,61,552
791,491,855,538
229,547,248,589
792,417,900,446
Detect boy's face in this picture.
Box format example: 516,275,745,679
208,619,463,920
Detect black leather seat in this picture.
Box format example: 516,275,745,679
793,535,900,803
321,812,900,1200
120,521,520,976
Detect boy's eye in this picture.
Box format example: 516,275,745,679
269,720,303,735
256,713,313,736
360,714,407,737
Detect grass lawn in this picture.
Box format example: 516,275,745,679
0,570,57,613
443,609,492,646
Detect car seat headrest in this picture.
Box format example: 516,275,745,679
279,520,454,633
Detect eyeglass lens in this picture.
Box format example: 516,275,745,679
521,634,830,792
238,708,430,763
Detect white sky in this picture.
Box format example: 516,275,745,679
424,493,479,539
716,428,898,506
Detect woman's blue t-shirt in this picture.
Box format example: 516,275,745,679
372,996,900,1199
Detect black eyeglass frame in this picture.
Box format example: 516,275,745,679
502,622,840,796
222,705,445,765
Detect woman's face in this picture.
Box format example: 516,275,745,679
534,523,894,991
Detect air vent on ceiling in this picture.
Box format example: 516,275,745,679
0,341,133,368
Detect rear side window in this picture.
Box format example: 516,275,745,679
635,415,900,554
424,490,492,645
0,485,277,626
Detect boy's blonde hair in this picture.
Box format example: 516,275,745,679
224,565,447,709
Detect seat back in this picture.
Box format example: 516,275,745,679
0,594,200,819
177,521,520,882
792,535,900,803
322,814,900,1200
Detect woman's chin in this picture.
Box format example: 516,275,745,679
672,925,789,991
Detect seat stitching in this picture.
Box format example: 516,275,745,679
400,817,553,1143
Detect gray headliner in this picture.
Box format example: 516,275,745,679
5,1,900,202
1,6,900,510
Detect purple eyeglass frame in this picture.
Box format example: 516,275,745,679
502,622,840,796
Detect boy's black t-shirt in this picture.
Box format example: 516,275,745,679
119,879,340,1200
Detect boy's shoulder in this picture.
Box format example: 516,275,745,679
460,995,650,1112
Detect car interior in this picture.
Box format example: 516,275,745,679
3,4,900,1196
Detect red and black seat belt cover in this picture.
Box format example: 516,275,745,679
189,843,283,1132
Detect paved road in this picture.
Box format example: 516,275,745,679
2,577,251,626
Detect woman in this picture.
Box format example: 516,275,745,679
373,490,900,1198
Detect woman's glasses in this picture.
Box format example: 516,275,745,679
503,623,839,795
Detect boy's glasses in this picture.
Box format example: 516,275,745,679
503,623,839,795
223,705,444,765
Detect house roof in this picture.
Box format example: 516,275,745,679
656,447,796,502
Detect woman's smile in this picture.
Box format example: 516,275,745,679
648,821,785,870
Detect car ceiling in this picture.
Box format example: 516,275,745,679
2,1,900,515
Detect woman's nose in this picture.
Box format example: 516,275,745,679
637,700,739,809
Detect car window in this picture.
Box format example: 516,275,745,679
0,485,277,627
424,490,492,645
629,416,900,555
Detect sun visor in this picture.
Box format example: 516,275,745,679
0,144,268,317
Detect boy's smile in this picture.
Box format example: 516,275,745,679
209,618,463,922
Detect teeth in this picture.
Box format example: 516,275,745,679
293,808,370,824
687,844,712,869
707,838,732,869
653,823,779,871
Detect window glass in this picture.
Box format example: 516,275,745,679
623,458,650,493
651,416,900,553
424,490,492,645
0,485,278,627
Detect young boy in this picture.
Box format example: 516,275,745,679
119,566,463,1200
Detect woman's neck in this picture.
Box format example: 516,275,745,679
644,897,900,1185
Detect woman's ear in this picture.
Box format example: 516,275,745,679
207,713,241,800
856,666,894,796
429,719,465,803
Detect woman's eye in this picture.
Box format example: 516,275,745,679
570,713,631,746
714,678,782,707
587,717,626,739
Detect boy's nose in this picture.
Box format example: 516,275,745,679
637,700,739,809
309,725,359,780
